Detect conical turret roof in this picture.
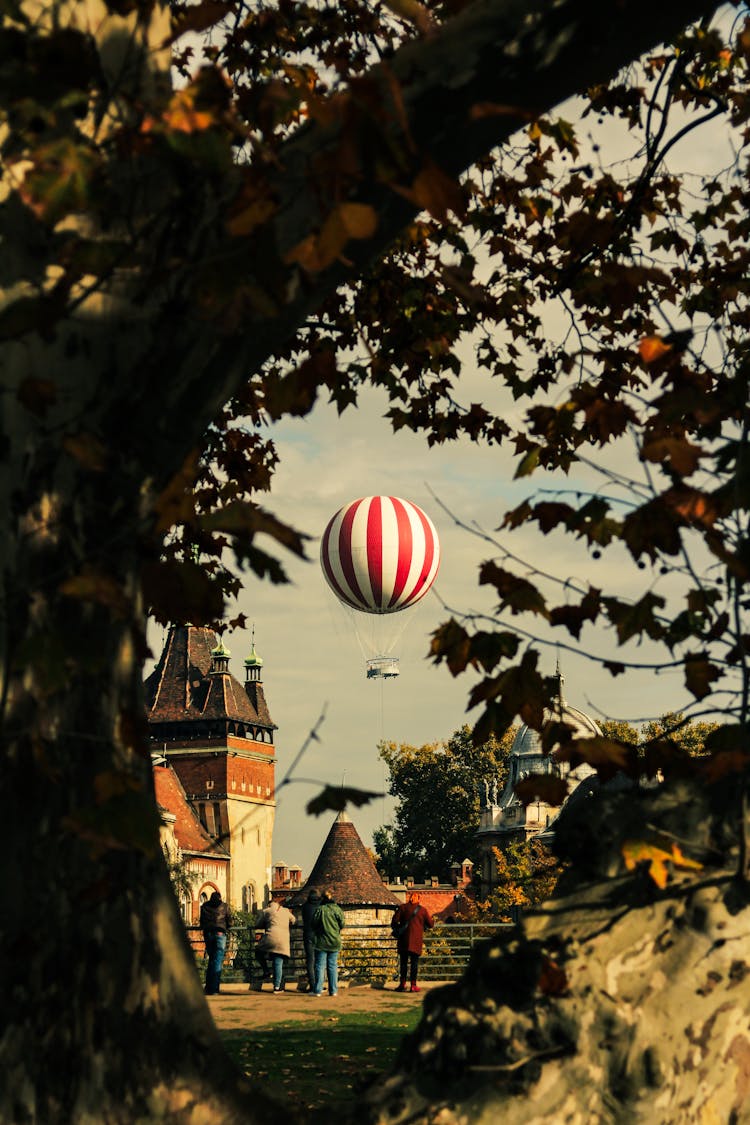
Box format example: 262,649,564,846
289,811,399,908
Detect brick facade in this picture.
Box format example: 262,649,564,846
146,625,277,911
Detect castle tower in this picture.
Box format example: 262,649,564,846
144,625,277,910
289,811,400,924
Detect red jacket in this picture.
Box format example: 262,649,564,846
391,902,433,955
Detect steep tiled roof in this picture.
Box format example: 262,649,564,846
289,812,399,908
144,625,274,728
153,763,229,858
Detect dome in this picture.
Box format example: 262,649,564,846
210,639,230,658
510,664,601,759
510,700,602,756
244,643,263,668
489,668,602,813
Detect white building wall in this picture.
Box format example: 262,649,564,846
225,795,275,911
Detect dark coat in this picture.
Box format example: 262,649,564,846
301,892,322,941
200,900,232,933
391,902,433,955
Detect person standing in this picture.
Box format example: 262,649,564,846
311,888,345,997
255,898,295,993
301,889,322,992
200,890,232,996
391,892,433,993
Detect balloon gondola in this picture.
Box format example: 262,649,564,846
320,496,441,679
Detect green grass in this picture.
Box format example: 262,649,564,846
220,1005,422,1113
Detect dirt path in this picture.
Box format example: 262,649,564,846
207,981,445,1030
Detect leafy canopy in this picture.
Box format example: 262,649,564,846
374,725,516,881
4,0,749,843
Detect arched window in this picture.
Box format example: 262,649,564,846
242,882,257,912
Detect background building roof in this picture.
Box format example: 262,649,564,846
288,812,400,908
153,763,229,858
145,624,275,729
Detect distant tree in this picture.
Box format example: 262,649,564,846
375,725,516,881
641,711,720,756
600,714,718,755
372,825,401,883
163,851,197,912
599,719,641,745
457,839,564,922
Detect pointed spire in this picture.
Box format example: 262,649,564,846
209,637,231,674
244,624,264,682
555,655,566,705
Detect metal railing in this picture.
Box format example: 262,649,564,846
187,922,512,985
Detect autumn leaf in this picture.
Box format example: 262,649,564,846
637,329,692,365
468,651,545,730
604,592,666,644
199,501,310,558
285,203,378,272
62,433,108,472
165,0,232,45
554,735,639,781
262,350,336,419
703,724,744,755
683,653,721,700
664,486,720,528
538,956,568,996
470,102,534,122
306,785,382,817
479,561,548,617
226,171,277,237
514,445,541,478
638,335,672,364
152,450,200,534
429,619,474,676
93,770,142,803
603,659,626,676
141,558,225,627
60,569,131,618
381,0,436,35
392,159,464,223
16,376,58,416
18,139,100,224
163,89,216,132
698,750,749,783
642,738,694,781
621,839,703,889
549,588,601,639
514,774,569,806
640,436,703,477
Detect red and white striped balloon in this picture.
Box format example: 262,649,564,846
320,496,440,614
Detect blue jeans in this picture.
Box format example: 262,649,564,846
204,931,227,994
304,938,316,989
314,949,339,995
271,954,287,991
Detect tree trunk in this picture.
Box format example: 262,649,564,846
361,780,750,1123
0,381,284,1121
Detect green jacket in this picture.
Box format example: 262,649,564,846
311,901,345,951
